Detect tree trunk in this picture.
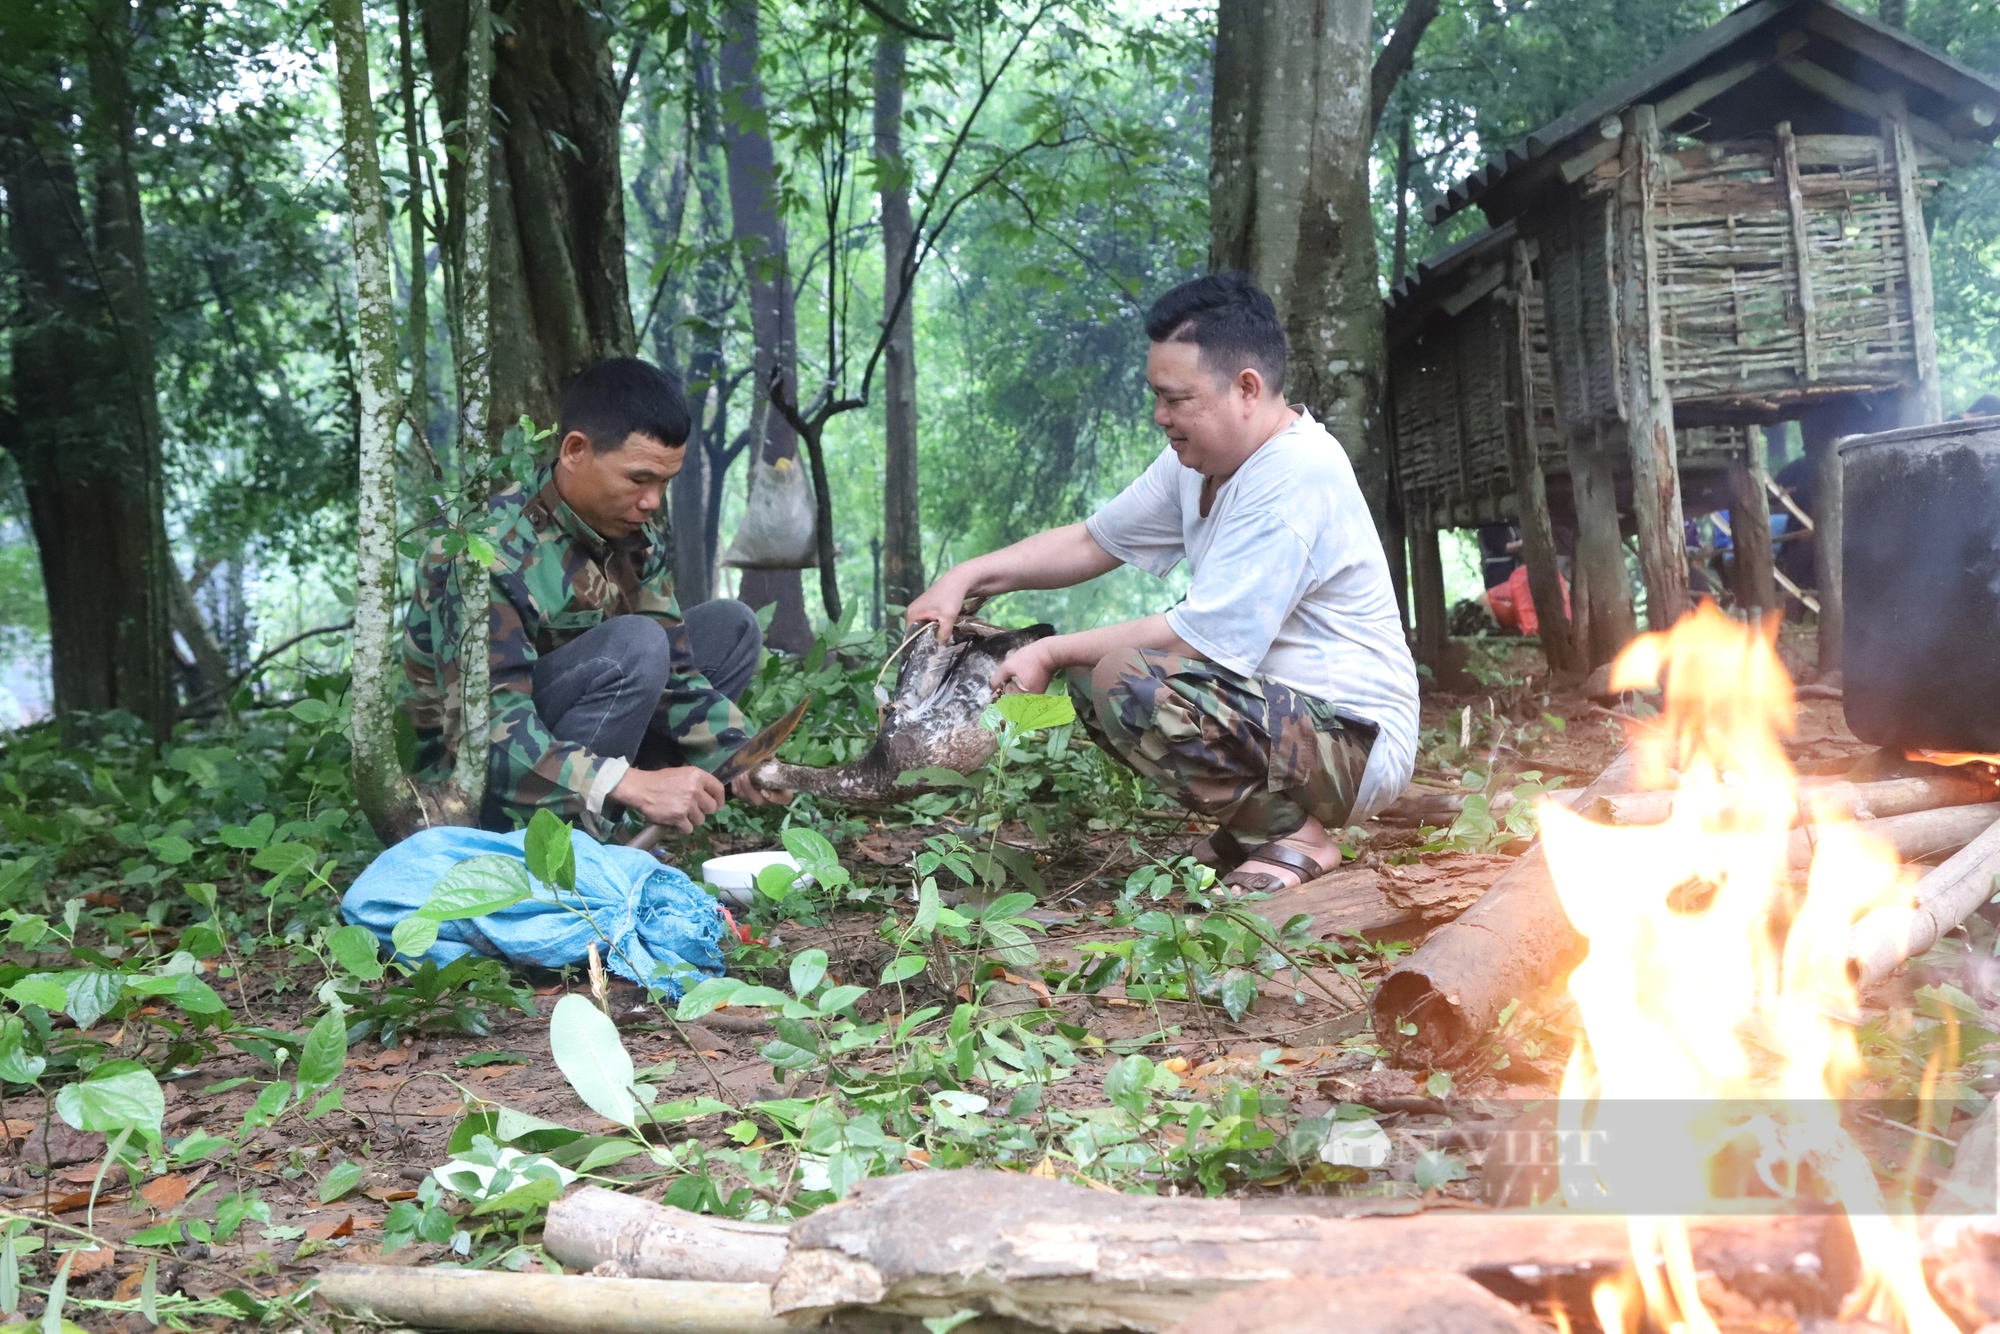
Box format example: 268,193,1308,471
0,0,175,741
1209,0,1389,536
451,0,495,806
422,0,634,436
397,0,430,434
875,28,923,612
335,0,471,841
719,0,811,652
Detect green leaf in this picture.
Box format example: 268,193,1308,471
1219,972,1258,1023
0,1229,16,1315
454,1050,532,1068
318,1161,363,1203
549,994,639,1130
297,1010,348,1092
1414,1149,1469,1190
1104,1054,1153,1117
524,810,577,892
993,692,1076,731
4,980,66,1012
789,949,828,999
980,892,1037,922
922,1310,983,1334
754,863,799,901
289,698,336,724
62,972,122,1031
780,826,839,872
472,1174,561,1216
2,1018,51,1084
420,855,534,920
139,1257,158,1325
250,842,316,876
55,1065,164,1144
391,916,441,959
147,835,194,866
1425,1069,1454,1099
880,954,926,985
326,924,386,981
817,985,867,1016
674,977,743,1021
0,857,38,907
913,878,941,935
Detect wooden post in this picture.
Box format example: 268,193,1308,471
1503,242,1580,672
1569,422,1636,667
1884,93,1942,425
1802,408,1845,677
1617,104,1691,630
1410,502,1448,670
1728,429,1778,616
1776,122,1819,384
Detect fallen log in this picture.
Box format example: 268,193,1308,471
313,1266,789,1334
1372,748,1642,1067
544,1183,790,1282
1786,802,2000,871
1596,772,1992,828
767,1168,1831,1333
1847,816,2000,988
1260,855,1511,945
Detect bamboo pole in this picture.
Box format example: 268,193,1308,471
315,1267,790,1334
1777,122,1819,384
1848,817,2000,987
1596,772,1992,828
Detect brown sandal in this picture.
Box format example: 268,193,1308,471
1220,839,1331,896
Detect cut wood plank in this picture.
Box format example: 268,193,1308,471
545,1184,791,1283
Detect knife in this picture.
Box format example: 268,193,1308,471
624,697,812,851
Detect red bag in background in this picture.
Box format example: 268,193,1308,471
1486,564,1569,636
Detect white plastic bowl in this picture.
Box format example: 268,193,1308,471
702,850,804,908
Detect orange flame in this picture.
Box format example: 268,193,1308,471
1540,602,1952,1333
1908,749,2000,768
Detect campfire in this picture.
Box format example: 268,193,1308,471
1540,603,1956,1333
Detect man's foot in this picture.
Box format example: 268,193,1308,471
1218,818,1342,895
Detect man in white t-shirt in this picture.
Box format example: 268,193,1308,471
906,273,1418,893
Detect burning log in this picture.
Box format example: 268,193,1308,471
544,1184,790,1282
313,1266,787,1334
1787,801,2000,871
1847,815,2000,988
1595,772,1992,828
1370,748,1643,1067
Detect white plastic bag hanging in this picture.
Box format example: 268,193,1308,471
722,451,818,570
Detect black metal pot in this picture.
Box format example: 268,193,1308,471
1842,418,2000,752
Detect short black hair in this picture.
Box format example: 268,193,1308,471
1144,272,1287,395
558,357,691,451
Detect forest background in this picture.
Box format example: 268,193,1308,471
1,0,1998,727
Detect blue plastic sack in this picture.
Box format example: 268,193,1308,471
340,827,725,995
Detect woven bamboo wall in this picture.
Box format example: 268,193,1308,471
1392,295,1515,511
1653,134,1921,401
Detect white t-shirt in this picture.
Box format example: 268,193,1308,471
1084,410,1418,822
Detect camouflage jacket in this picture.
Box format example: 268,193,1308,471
401,471,748,821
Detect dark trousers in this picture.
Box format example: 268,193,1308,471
529,602,762,763
478,603,762,830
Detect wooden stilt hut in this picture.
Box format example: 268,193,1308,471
1387,0,2000,672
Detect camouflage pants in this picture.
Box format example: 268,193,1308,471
1067,649,1376,840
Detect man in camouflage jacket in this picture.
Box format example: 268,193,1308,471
402,358,784,834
